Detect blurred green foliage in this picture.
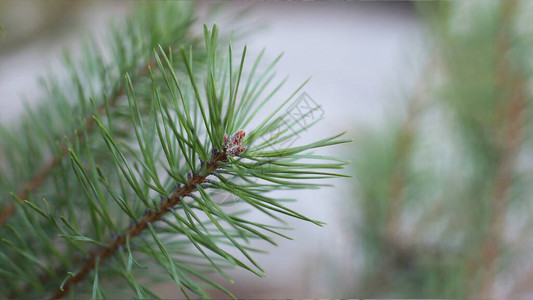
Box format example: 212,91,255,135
348,0,533,298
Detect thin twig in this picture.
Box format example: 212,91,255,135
364,55,436,296
51,150,228,299
0,58,158,227
476,0,524,297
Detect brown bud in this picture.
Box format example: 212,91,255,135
223,129,246,156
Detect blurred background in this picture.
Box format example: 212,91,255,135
1,1,532,298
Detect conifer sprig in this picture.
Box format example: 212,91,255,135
46,25,349,298
0,13,350,299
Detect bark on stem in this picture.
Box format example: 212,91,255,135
51,150,227,299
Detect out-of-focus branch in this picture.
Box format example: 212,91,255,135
477,0,525,297
0,57,158,227
364,55,437,296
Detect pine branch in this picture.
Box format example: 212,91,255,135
0,17,350,299
52,148,228,299
416,1,528,297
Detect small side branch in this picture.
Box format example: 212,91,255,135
0,58,158,227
